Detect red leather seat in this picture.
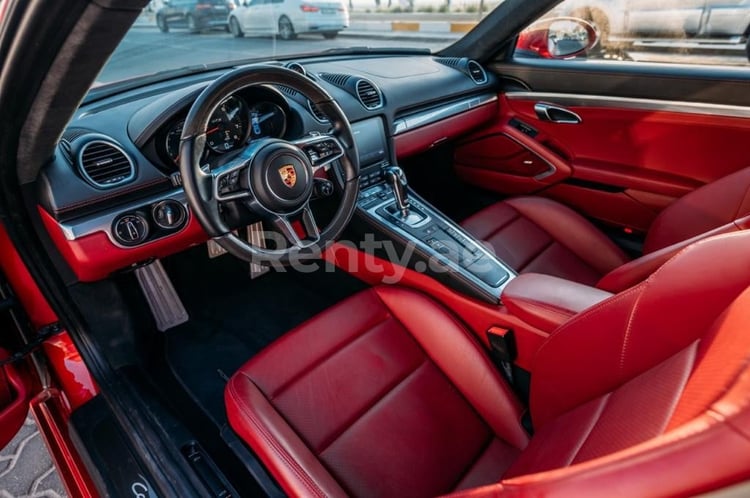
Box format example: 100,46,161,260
461,166,750,292
226,232,750,497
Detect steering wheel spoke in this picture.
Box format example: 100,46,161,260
211,158,253,203
293,134,345,173
270,205,321,249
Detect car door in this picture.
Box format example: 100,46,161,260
242,0,273,33
452,0,750,234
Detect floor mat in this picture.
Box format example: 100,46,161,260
162,246,367,424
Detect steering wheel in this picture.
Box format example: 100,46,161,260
179,66,360,265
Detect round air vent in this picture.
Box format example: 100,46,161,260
467,60,488,84
308,100,329,123
355,79,383,110
78,139,135,188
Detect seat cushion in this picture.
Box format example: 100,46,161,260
225,286,529,498
461,197,630,286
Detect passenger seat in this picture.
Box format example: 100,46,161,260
461,166,750,292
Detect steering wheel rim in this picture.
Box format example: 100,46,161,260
179,65,360,265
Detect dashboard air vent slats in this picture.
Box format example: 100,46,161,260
79,140,135,188
278,85,299,97
319,72,352,87
308,101,329,123
467,60,488,84
435,57,463,68
355,79,383,110
435,57,488,85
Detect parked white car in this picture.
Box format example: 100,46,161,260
228,0,348,40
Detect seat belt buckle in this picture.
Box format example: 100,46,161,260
487,326,516,383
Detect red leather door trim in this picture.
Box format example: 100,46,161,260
0,349,31,450
456,93,750,229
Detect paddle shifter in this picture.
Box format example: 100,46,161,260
384,165,410,218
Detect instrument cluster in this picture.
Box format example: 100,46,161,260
156,87,291,169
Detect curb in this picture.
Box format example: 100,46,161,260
134,16,475,36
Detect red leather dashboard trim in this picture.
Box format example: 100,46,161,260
394,102,496,159
39,206,208,282
322,243,548,370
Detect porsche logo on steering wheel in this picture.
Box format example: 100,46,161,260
278,165,297,188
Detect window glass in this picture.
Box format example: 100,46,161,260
515,0,750,67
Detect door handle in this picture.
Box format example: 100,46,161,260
534,103,582,124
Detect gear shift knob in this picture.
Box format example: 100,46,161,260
384,166,410,218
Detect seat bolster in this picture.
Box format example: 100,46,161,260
504,197,630,275
644,166,750,253
374,286,530,450
597,222,740,293
445,413,750,498
225,373,348,498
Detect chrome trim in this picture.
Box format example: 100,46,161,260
534,103,582,124
507,92,750,119
359,184,515,302
393,93,497,135
286,62,306,76
59,189,190,248
467,60,488,85
307,100,329,123
355,78,384,111
77,139,136,189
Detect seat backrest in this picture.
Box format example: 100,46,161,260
643,166,750,254
487,231,750,496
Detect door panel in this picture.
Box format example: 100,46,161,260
455,90,750,231
0,352,31,450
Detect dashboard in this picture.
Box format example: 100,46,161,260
37,55,499,282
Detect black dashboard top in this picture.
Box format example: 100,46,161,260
39,54,496,220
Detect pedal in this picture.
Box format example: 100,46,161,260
248,222,270,279
207,239,228,259
135,260,189,332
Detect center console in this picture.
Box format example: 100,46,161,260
347,117,515,304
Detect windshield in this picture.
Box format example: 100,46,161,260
97,0,498,85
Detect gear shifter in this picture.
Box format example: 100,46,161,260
384,166,410,218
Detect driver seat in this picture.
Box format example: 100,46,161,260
225,232,750,497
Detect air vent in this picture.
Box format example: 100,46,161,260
286,62,306,76
436,57,463,68
59,140,74,164
319,72,352,87
78,140,135,188
355,79,383,110
308,101,329,123
278,85,299,97
467,60,488,84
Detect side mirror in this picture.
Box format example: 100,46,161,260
516,17,599,59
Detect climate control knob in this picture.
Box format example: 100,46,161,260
112,213,149,246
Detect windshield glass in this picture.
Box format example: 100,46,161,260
97,0,498,85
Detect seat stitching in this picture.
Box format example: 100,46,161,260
516,240,555,273
269,313,392,399
227,379,328,497
568,393,612,466
733,179,750,221
372,288,527,448
482,213,521,241
448,435,496,492
315,357,427,454
619,280,648,376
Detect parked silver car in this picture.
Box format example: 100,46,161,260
228,0,348,40
557,0,750,59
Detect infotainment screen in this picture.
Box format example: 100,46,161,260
351,117,387,167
